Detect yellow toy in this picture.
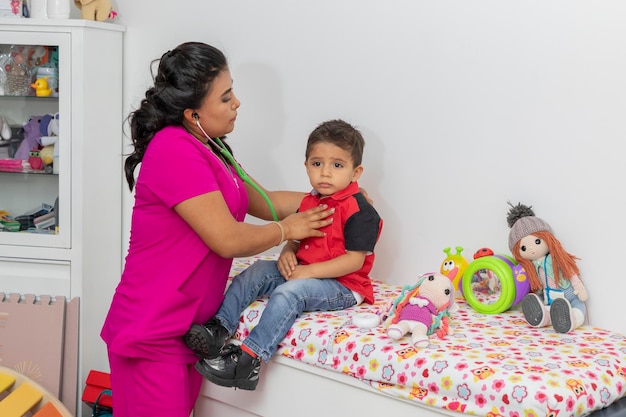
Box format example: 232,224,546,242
40,112,60,173
74,0,116,21
440,246,468,291
31,76,53,97
40,145,54,165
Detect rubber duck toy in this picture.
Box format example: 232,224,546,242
31,76,53,97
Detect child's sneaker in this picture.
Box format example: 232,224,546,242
521,293,550,327
550,298,576,333
183,317,229,359
195,343,261,391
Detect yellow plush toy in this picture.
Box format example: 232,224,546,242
40,145,54,166
74,0,115,21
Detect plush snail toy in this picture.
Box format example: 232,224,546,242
507,202,588,333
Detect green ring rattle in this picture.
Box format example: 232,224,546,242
461,252,530,314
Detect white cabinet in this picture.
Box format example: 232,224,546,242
0,19,124,414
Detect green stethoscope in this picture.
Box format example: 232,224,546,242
194,117,279,221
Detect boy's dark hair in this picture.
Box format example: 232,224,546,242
305,119,365,166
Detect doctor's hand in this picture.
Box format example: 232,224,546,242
279,204,334,242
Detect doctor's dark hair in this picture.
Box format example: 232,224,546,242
124,42,228,190
305,119,365,166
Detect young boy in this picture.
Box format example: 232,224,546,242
185,119,383,390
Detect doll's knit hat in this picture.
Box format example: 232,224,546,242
506,202,552,251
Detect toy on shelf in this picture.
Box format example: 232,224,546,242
0,45,57,97
29,46,49,68
28,148,43,170
0,54,7,95
40,112,59,173
0,212,21,232
385,273,456,348
14,115,43,160
3,46,32,96
39,144,54,166
0,160,24,172
507,202,588,333
0,116,11,141
460,248,530,314
440,246,468,291
13,113,57,165
10,203,55,231
73,0,117,21
30,76,53,97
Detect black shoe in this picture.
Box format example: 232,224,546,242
195,344,261,391
521,293,546,327
183,317,229,359
550,297,576,333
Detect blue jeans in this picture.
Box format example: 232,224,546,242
214,260,357,362
543,282,586,318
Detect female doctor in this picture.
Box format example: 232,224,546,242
101,41,334,417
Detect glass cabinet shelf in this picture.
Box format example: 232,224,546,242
0,31,66,249
0,168,57,175
0,21,124,414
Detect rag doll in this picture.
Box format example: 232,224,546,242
385,273,456,348
506,202,588,333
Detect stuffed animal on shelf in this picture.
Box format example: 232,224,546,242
14,113,54,160
0,116,11,141
28,148,43,170
39,145,53,166
506,202,588,333
40,112,59,171
73,0,117,21
385,273,456,348
15,115,45,160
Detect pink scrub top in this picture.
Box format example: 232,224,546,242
101,126,248,363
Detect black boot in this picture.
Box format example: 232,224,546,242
521,293,549,327
183,317,229,359
550,298,576,333
195,343,261,391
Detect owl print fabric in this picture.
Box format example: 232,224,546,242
229,256,626,416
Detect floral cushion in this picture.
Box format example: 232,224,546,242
229,256,626,416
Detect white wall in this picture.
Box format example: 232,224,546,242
115,1,626,334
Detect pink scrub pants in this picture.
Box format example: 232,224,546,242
108,352,203,417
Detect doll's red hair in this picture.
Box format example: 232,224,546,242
512,231,580,292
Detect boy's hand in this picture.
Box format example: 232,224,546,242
284,264,312,281
277,250,298,278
